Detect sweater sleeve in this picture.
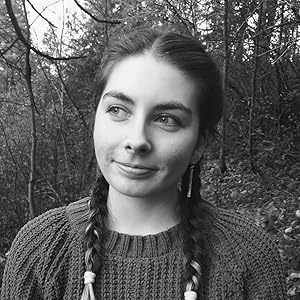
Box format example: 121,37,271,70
214,209,287,300
1,206,70,300
243,226,287,299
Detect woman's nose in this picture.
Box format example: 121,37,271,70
124,123,152,155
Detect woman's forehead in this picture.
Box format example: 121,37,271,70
102,53,199,111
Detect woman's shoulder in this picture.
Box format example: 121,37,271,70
1,198,90,299
12,197,90,246
210,206,279,254
6,198,89,262
208,206,287,297
209,206,285,277
11,204,69,252
212,207,275,244
66,197,90,235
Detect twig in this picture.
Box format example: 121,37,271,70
231,0,266,43
164,0,193,31
0,38,19,56
54,62,89,131
73,0,121,24
272,42,294,64
29,0,60,27
26,0,57,28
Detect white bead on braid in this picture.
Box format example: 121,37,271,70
184,281,198,300
84,271,96,284
184,291,198,300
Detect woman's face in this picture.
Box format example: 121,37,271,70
94,53,203,199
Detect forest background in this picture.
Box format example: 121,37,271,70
0,0,299,297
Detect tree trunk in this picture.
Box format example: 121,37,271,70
105,0,109,45
219,0,229,173
25,60,38,215
25,49,38,218
249,3,263,172
21,0,39,218
274,3,285,135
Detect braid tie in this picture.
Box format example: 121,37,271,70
81,271,96,300
81,175,109,300
184,291,198,300
84,271,96,284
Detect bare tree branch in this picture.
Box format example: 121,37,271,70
0,31,24,53
231,0,266,43
0,99,29,106
54,63,89,131
164,0,194,31
5,0,86,61
0,53,23,73
73,0,121,24
254,20,300,38
29,0,60,27
26,0,57,28
0,38,19,56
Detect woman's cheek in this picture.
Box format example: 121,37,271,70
163,146,191,173
164,134,196,161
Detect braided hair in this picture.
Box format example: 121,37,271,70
81,28,223,299
81,175,108,300
180,162,216,298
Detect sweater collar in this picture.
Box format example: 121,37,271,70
67,197,183,258
105,224,182,258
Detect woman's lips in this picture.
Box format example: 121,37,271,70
115,161,158,177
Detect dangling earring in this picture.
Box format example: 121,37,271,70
187,164,194,198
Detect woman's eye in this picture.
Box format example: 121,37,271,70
155,115,179,127
106,106,129,119
110,107,121,115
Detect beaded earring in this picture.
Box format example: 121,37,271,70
187,164,195,198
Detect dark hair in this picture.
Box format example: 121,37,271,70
82,28,223,299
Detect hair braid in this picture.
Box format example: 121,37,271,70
81,175,109,300
180,162,215,299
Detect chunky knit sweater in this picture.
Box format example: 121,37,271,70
1,198,287,300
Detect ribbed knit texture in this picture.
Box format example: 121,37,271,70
1,198,287,299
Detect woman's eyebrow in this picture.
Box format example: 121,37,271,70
154,102,192,115
103,90,134,105
103,90,192,115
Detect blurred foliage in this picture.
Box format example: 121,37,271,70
202,123,299,298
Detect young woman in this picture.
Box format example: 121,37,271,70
1,29,287,300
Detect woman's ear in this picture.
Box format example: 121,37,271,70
191,131,208,163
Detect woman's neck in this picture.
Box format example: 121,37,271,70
106,186,180,236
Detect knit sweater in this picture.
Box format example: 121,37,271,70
1,198,287,300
